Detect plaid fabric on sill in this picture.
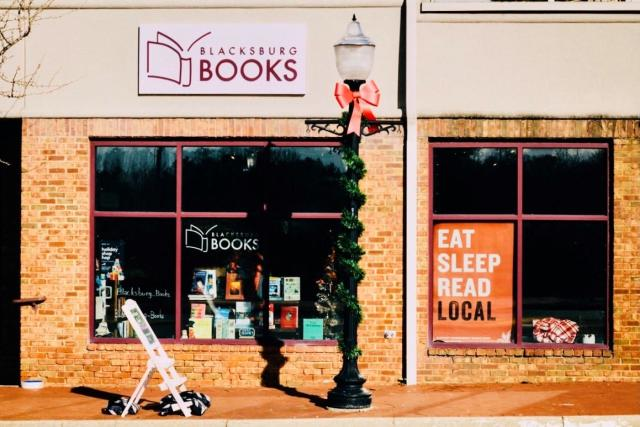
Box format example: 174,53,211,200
532,317,579,344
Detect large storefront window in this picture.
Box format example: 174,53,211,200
430,142,609,347
92,141,344,342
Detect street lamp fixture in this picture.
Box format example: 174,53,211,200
334,14,375,87
326,14,374,411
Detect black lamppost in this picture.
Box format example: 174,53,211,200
326,15,375,411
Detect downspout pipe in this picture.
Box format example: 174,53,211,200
404,0,418,386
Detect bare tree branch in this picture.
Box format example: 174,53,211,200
0,0,56,99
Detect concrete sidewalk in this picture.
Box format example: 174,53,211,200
0,382,638,426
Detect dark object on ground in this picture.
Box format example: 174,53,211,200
101,397,140,416
159,390,211,416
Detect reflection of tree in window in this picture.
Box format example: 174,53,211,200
524,149,606,215
182,147,261,212
270,148,348,213
96,147,176,211
434,148,517,214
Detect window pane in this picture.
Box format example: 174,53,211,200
523,148,607,215
94,218,176,339
268,147,348,214
181,218,264,340
522,221,607,344
96,147,176,211
182,147,262,212
267,219,343,340
433,148,517,214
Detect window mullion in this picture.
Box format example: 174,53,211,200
516,146,524,346
175,143,183,341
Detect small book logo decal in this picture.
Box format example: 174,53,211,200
184,225,217,252
146,31,211,87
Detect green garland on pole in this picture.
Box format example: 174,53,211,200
334,130,368,360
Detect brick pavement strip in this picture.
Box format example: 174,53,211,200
2,417,640,426
1,383,639,424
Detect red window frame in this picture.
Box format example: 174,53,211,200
428,139,611,349
90,138,342,345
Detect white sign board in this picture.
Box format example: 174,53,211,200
138,24,306,95
122,299,191,417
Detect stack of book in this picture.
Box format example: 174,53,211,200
189,301,212,339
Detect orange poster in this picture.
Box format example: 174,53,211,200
433,223,514,343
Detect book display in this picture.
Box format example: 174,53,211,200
268,303,275,330
184,268,335,341
280,305,298,329
187,268,258,340
303,318,324,340
225,272,243,300
235,301,252,328
192,317,213,339
268,276,282,301
180,220,342,341
283,277,301,301
190,303,206,319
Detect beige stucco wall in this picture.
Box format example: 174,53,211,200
417,17,640,117
2,3,402,118
5,3,640,119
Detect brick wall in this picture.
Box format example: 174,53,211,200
19,117,639,387
417,119,640,383
19,118,405,387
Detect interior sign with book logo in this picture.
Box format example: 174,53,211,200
433,223,514,343
185,224,259,252
138,23,306,95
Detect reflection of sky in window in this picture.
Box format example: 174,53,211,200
524,148,602,161
274,148,345,172
183,147,257,163
182,147,344,171
469,148,516,165
97,147,175,174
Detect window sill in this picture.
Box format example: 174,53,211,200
90,337,338,347
427,345,612,358
420,2,640,22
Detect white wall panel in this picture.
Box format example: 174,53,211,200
16,7,402,118
417,22,640,117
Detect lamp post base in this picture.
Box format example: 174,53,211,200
326,360,372,410
327,386,372,410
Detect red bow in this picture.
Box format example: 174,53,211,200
334,80,380,136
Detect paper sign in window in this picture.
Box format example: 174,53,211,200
433,223,514,343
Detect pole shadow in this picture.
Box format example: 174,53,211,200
70,386,158,410
70,386,124,402
256,334,328,409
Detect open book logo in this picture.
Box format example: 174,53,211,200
146,31,211,87
185,225,218,252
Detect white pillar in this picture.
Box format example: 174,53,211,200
404,0,418,386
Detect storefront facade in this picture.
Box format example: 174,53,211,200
416,118,639,382
2,0,638,388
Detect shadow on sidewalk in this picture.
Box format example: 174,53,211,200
256,335,327,409
70,386,123,402
70,386,156,408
